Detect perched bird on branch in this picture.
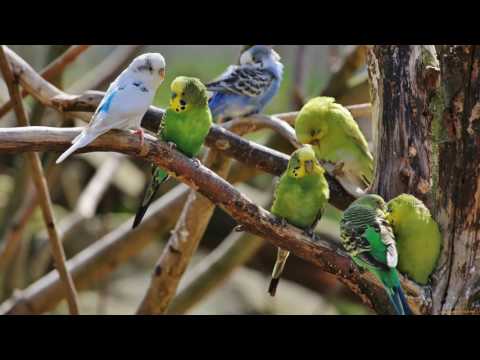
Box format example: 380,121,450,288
340,194,412,315
56,53,166,164
268,145,329,296
295,97,373,197
206,45,283,122
132,76,212,228
386,194,442,285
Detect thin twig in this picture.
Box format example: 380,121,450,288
0,45,89,119
0,46,80,315
30,154,123,278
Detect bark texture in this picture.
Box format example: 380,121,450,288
368,45,480,314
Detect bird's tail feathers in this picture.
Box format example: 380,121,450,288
268,248,290,297
56,130,98,164
389,286,412,315
132,169,169,229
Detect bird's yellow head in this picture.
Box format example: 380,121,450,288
295,97,350,147
386,194,424,226
287,145,325,178
169,76,208,113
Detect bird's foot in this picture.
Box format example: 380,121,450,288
167,141,177,150
132,128,148,156
132,128,145,147
332,162,345,177
191,158,201,168
234,224,245,232
275,217,289,228
303,228,318,242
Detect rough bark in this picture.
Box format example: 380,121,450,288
431,45,480,314
368,45,440,208
368,45,480,315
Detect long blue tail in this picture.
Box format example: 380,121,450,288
389,286,412,315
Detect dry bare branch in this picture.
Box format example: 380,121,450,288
0,45,89,119
136,150,233,314
0,46,80,315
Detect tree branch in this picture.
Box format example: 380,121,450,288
0,45,89,119
136,149,233,314
0,46,80,315
0,126,423,313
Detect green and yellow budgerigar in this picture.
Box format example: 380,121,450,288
386,194,442,285
340,194,412,315
132,76,212,228
268,145,330,296
295,97,374,196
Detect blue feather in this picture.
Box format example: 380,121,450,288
98,88,118,114
208,60,283,121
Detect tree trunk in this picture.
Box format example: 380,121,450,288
368,45,480,315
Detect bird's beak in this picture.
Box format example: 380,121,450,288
304,160,314,174
159,68,165,81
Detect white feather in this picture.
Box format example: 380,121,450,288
56,53,165,164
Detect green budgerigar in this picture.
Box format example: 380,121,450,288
340,194,412,315
295,97,374,196
132,76,212,228
268,145,330,296
386,194,442,285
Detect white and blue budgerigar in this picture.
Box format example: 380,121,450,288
56,53,166,164
206,45,283,121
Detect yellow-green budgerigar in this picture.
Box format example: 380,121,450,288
268,145,330,296
132,76,212,228
295,97,374,196
386,194,442,285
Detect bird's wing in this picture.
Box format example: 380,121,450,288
340,114,372,159
87,81,152,134
340,216,394,271
206,66,275,97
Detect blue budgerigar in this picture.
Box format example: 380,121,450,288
56,53,166,164
206,45,283,121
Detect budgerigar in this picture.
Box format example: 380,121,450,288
386,194,442,285
206,45,283,121
268,145,330,296
340,194,412,315
132,76,212,228
56,53,166,164
295,97,374,197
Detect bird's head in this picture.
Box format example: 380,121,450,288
385,194,422,226
129,53,166,87
240,45,282,70
287,145,325,178
169,76,209,113
354,194,387,211
294,97,337,147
